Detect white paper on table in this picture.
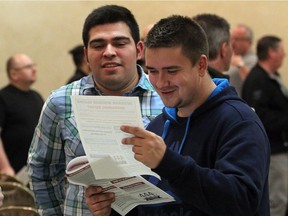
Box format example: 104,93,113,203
71,95,160,180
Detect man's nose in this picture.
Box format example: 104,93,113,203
103,44,116,57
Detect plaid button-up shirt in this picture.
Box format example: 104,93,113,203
28,67,164,215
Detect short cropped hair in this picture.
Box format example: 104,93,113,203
257,36,281,61
193,13,230,61
82,5,140,48
145,15,208,66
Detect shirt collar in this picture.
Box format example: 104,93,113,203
82,65,155,96
135,65,155,92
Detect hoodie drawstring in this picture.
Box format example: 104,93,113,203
161,115,192,154
162,120,170,140
178,116,191,154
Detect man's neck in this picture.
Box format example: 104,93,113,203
10,82,31,92
208,60,225,73
258,61,276,75
94,71,140,96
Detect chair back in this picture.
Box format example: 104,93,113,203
0,182,36,208
0,206,40,216
0,174,23,185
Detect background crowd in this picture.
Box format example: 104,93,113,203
0,2,288,216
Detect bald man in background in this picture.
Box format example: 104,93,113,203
225,24,257,96
0,54,44,174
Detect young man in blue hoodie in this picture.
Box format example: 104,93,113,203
86,15,270,216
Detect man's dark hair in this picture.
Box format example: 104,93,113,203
82,5,140,48
69,45,84,67
193,13,230,61
257,35,281,61
145,15,208,66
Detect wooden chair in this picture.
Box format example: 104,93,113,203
0,206,40,216
0,174,23,186
0,182,36,208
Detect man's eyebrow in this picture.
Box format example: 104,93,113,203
146,66,180,70
164,66,180,69
89,36,131,44
113,36,131,41
162,66,181,70
89,38,105,44
145,65,154,70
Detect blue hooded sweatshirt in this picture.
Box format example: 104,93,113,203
133,79,270,216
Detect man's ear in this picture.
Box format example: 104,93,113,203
136,41,144,60
9,69,19,81
83,47,89,65
220,42,229,59
198,54,208,77
268,47,275,59
83,47,91,71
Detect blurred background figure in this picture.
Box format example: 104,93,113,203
137,23,154,73
66,44,90,84
242,35,288,216
0,53,44,174
225,24,257,96
193,13,231,79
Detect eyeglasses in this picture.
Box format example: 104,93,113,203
13,63,37,71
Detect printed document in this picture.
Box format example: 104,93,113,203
66,155,174,215
69,95,175,215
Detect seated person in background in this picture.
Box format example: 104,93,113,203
66,44,90,84
85,15,270,216
0,53,44,174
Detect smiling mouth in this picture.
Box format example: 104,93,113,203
102,63,120,68
160,90,175,95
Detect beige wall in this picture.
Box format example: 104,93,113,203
1,1,288,99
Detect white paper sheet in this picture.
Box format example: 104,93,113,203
66,155,175,216
71,95,159,179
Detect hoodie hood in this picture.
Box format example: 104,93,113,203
161,78,240,153
163,78,231,122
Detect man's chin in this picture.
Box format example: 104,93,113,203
28,80,36,85
162,100,177,108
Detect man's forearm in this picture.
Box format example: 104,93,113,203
0,129,15,175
